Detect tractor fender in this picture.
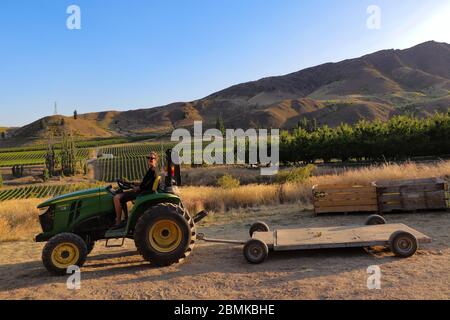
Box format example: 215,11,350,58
127,193,182,230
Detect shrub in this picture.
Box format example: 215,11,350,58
217,174,240,189
281,112,450,163
60,131,77,176
275,164,316,184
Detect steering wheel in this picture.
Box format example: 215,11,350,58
117,179,134,191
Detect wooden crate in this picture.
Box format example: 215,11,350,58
374,177,449,213
312,184,378,215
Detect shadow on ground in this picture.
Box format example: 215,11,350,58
0,242,411,293
0,208,446,295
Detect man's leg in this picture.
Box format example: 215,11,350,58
113,194,124,225
115,191,139,226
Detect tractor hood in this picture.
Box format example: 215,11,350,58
38,187,107,208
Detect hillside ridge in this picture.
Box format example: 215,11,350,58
2,40,449,146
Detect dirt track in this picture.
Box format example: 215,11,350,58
0,204,449,300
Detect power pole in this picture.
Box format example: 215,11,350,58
54,101,58,115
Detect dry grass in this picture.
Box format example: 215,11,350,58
0,198,42,242
181,166,267,186
311,161,450,186
181,184,283,213
1,161,449,242
182,161,450,213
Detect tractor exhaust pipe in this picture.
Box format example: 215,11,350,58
164,149,182,192
165,148,173,187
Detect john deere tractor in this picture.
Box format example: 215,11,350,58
34,150,207,275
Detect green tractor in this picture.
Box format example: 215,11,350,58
34,150,207,275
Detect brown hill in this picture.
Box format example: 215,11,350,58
3,41,449,146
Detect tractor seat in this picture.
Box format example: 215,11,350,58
152,175,161,192
138,175,161,196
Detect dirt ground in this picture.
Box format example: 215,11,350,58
0,204,449,300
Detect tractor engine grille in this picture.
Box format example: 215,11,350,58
39,207,55,232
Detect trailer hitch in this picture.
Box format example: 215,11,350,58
193,210,209,223
196,232,247,245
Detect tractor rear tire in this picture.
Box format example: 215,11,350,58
42,233,88,276
134,203,196,267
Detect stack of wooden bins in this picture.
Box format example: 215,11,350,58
374,178,449,213
312,184,378,215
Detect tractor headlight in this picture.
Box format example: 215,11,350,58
38,207,50,215
38,206,55,232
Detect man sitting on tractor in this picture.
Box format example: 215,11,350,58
112,151,159,228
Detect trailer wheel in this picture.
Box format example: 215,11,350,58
389,231,418,258
249,221,270,237
243,239,268,264
365,214,386,225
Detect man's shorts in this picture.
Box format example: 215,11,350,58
120,190,139,205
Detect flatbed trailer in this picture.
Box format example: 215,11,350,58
253,224,431,251
197,215,432,264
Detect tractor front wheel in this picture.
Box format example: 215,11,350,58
134,204,195,267
42,233,88,276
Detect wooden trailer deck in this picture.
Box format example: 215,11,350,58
253,223,431,251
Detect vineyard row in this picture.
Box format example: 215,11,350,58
0,149,90,167
0,184,99,202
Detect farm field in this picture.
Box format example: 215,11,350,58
96,156,149,181
0,149,90,167
0,135,161,167
95,141,234,182
99,144,165,157
0,135,159,153
96,143,172,181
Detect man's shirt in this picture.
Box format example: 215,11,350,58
139,167,157,192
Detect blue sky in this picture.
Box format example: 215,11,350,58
1,0,449,127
